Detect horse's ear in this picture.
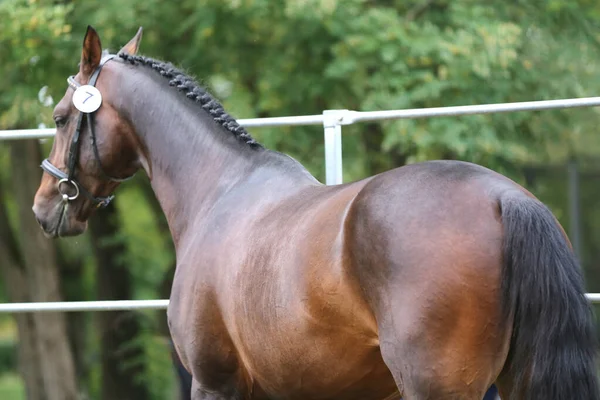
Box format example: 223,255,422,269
118,27,143,56
80,25,102,77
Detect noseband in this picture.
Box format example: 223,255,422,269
41,54,133,208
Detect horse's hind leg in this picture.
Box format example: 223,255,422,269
374,284,510,400
378,323,501,400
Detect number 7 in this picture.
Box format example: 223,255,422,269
83,91,94,104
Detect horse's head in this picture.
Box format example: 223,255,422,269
32,26,145,238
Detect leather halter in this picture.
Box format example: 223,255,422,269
40,54,134,208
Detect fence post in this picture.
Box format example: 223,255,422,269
323,110,345,185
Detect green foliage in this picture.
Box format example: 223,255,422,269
0,373,24,400
82,0,597,179
138,330,177,399
0,339,17,376
0,0,74,129
115,182,174,300
0,321,19,397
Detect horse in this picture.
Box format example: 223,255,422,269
31,26,599,400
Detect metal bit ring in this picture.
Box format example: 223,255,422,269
57,178,80,202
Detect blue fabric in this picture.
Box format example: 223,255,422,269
483,384,499,400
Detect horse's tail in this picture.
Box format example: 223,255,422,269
498,194,600,399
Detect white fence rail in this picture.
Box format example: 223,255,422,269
0,300,169,312
1,95,600,310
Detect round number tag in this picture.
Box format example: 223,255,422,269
72,85,102,113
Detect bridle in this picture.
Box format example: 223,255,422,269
40,54,134,208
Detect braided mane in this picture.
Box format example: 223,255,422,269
118,53,262,148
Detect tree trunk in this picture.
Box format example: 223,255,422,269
88,203,150,400
8,139,79,400
0,180,45,400
55,245,89,392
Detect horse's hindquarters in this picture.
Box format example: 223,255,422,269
345,163,514,398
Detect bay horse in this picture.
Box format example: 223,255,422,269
32,26,599,400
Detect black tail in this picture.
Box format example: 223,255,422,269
499,194,600,399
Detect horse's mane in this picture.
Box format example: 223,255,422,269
118,53,262,149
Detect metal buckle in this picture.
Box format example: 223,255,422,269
57,178,80,202
96,195,114,208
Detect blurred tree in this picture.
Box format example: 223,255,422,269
77,0,595,180
55,244,90,389
88,204,150,400
8,139,78,400
0,2,83,398
0,178,45,400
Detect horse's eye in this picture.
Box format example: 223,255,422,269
54,116,67,127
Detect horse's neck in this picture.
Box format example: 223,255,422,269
121,76,318,245
134,112,254,243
